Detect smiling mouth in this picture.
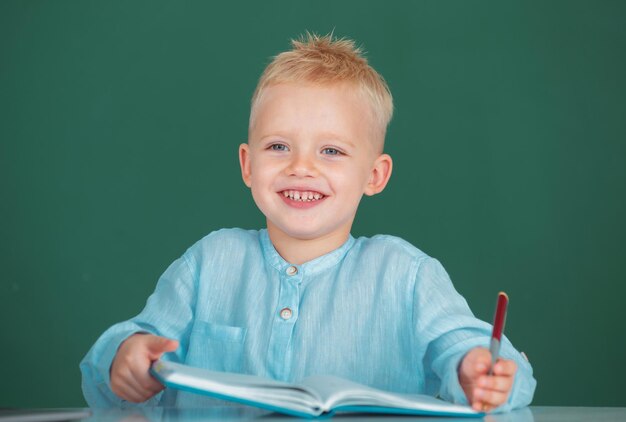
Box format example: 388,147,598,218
280,190,326,202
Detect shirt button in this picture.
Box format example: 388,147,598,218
286,266,298,276
280,307,293,320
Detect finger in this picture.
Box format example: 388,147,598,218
477,375,514,393
145,336,179,360
117,353,162,395
113,362,157,400
130,366,165,394
124,357,165,393
477,403,497,413
111,367,137,399
493,359,518,377
112,376,147,403
473,401,490,412
120,367,152,396
474,352,492,375
122,386,148,403
124,376,161,403
462,348,491,378
472,397,493,412
474,387,510,408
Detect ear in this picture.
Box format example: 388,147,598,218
239,143,252,188
364,153,393,196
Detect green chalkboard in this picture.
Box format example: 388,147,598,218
1,0,625,408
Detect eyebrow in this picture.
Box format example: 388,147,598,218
256,133,357,149
327,137,356,149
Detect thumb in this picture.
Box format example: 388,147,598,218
145,335,179,360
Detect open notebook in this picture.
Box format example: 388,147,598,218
150,360,482,418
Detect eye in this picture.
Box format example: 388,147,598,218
322,147,342,156
269,143,289,152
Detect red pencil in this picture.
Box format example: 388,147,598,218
489,292,509,375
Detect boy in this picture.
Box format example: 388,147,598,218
81,33,536,412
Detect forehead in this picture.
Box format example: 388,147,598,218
250,82,380,147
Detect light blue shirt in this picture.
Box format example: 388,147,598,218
80,228,536,410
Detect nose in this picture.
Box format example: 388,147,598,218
286,151,318,178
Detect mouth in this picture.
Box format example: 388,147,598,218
279,189,327,203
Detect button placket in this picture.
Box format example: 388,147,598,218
267,265,302,380
279,264,299,322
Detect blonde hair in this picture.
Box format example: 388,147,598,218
249,32,393,147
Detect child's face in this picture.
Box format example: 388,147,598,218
240,82,391,243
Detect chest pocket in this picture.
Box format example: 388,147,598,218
186,321,247,373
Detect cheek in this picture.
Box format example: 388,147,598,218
249,161,277,193
330,166,370,194
249,158,267,182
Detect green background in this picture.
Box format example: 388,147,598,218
1,0,625,409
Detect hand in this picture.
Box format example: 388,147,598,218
458,347,517,412
110,333,179,403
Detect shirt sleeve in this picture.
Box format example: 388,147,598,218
412,257,536,412
79,252,198,407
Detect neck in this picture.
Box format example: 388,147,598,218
267,225,351,265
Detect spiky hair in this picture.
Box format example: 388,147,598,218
249,32,393,145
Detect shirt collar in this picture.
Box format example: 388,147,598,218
260,228,355,277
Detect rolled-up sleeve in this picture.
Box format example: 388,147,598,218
80,252,198,407
413,257,536,412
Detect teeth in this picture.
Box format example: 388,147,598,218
282,190,325,202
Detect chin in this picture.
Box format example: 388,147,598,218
268,220,327,241
281,227,325,241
